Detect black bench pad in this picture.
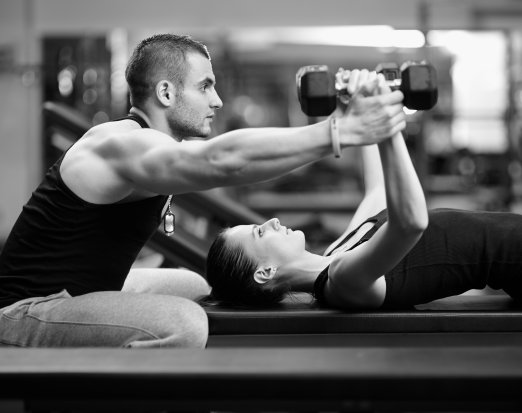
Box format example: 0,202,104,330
205,294,522,335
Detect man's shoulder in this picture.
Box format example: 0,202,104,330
86,117,142,137
78,118,146,149
60,119,145,203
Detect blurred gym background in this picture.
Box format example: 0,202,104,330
2,0,522,257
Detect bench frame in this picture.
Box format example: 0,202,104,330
0,347,521,412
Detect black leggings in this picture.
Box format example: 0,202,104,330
382,209,522,309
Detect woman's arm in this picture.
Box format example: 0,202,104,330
326,128,428,308
351,144,387,225
324,70,395,254
324,144,386,257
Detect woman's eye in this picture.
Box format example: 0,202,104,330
257,227,263,237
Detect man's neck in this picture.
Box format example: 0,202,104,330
129,106,182,141
129,107,152,127
129,106,183,142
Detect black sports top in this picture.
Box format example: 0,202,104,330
314,208,522,309
313,209,387,304
0,114,168,307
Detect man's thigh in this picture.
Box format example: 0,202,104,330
0,290,208,347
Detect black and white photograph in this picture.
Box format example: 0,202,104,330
0,1,521,412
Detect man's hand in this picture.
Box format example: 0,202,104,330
333,69,407,147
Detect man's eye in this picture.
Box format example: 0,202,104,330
257,227,263,237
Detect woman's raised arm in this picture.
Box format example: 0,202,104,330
325,78,428,308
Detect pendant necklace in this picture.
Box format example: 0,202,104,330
163,195,175,236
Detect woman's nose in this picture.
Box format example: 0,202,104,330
267,218,280,230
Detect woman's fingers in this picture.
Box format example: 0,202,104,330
346,69,360,96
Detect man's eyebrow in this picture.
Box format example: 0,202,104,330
198,76,215,86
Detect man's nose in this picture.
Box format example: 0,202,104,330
211,90,223,109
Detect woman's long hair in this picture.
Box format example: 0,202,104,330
205,229,289,307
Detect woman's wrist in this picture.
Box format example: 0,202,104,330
329,117,342,158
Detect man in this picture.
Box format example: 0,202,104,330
0,34,405,348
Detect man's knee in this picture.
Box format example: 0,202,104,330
175,299,209,348
128,297,209,348
123,268,211,301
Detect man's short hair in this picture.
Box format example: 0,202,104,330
125,33,210,107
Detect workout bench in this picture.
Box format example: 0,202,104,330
205,293,522,347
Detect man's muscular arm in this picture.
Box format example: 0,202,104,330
67,83,406,200
111,89,405,196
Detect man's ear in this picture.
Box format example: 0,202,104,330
156,80,175,107
253,266,277,285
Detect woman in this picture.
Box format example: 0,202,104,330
205,72,522,310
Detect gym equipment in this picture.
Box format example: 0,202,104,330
205,293,522,347
0,346,521,412
296,61,438,116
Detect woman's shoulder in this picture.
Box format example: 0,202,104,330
316,265,386,310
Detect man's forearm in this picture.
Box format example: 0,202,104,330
204,121,334,186
203,86,408,187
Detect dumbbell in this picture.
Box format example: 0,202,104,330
296,61,438,117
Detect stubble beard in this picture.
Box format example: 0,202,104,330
167,101,210,140
168,118,209,140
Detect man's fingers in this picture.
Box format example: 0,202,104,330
378,90,404,105
387,101,407,118
384,110,407,136
390,108,407,126
389,118,407,136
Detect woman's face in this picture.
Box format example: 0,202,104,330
225,218,306,267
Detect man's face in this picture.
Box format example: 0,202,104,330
167,52,223,139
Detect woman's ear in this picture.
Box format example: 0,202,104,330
253,266,277,285
156,80,175,107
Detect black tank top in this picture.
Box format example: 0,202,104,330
0,114,168,307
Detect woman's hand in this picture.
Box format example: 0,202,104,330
333,69,407,147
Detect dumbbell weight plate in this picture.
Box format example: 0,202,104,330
400,63,438,110
296,65,337,117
